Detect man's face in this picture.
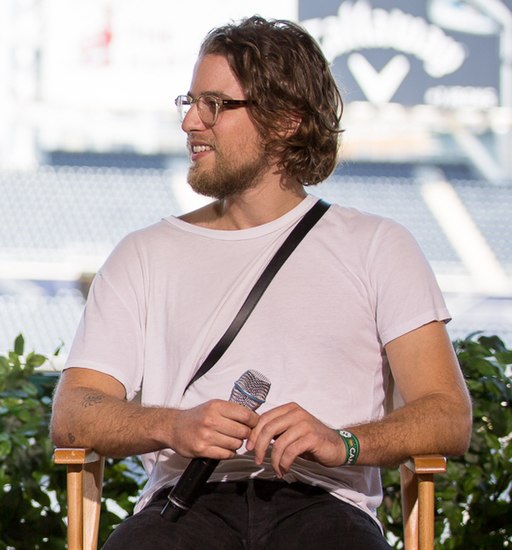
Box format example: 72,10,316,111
182,54,270,200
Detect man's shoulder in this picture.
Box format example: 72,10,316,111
108,218,177,259
324,202,400,232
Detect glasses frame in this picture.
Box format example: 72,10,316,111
175,94,251,127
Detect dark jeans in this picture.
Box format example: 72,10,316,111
102,479,391,550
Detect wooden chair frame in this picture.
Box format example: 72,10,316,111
400,455,446,549
54,448,446,550
54,448,105,550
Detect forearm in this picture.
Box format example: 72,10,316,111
51,385,175,458
344,391,472,467
51,369,259,461
345,321,473,468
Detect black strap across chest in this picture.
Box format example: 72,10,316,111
183,199,331,394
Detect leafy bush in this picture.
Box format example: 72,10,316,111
379,333,512,549
0,335,141,549
0,335,67,549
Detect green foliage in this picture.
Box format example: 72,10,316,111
379,333,512,549
0,335,142,549
441,334,512,548
0,335,67,549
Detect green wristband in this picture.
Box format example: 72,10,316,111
336,430,360,465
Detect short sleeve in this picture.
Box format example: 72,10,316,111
64,235,147,400
368,219,451,346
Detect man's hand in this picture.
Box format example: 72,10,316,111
246,402,345,477
170,399,260,460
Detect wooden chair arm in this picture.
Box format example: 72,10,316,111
403,455,447,475
54,447,102,465
54,448,105,550
400,455,446,550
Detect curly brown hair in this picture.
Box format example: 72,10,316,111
199,16,343,186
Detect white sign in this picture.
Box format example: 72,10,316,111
40,0,297,110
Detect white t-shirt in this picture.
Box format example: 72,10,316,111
65,194,450,519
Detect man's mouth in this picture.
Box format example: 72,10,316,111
191,144,213,153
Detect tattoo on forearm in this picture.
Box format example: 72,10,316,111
68,433,76,444
82,392,104,408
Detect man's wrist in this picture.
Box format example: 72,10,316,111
336,430,360,465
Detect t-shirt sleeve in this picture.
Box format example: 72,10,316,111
368,218,451,346
64,234,146,401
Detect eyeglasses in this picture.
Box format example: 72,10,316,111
175,94,251,128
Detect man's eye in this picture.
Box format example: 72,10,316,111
203,98,219,110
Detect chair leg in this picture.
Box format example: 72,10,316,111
67,464,84,550
54,448,104,550
400,455,446,550
400,463,419,550
417,474,435,550
82,456,105,550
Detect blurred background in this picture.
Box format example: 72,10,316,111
1,0,511,363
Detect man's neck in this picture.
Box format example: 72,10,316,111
181,178,307,230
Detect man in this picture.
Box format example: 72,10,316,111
51,16,472,549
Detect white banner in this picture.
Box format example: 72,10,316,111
40,0,297,110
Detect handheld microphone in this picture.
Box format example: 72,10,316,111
160,369,271,521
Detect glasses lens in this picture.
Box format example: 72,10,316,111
175,95,191,122
175,95,221,126
197,96,219,127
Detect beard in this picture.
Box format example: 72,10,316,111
187,147,270,200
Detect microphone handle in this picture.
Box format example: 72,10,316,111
161,457,219,521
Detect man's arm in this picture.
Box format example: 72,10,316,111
50,367,259,459
354,319,472,465
248,321,472,476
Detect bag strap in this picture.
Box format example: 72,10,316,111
183,199,331,394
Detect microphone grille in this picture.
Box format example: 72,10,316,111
230,369,271,411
